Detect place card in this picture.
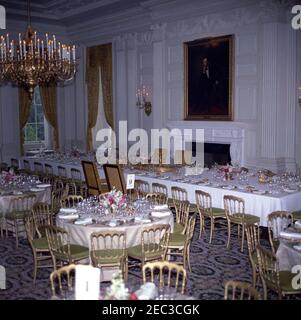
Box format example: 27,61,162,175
75,265,100,300
126,174,135,190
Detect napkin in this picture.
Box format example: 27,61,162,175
153,204,168,210
135,216,152,223
135,282,158,300
60,208,78,214
293,244,301,251
151,211,171,218
58,208,79,220
294,220,301,229
13,191,23,195
279,230,301,240
74,218,93,225
107,221,117,227
36,184,51,188
30,188,43,192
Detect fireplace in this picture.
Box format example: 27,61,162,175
191,142,231,168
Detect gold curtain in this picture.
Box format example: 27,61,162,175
86,43,113,151
19,88,31,155
40,84,60,150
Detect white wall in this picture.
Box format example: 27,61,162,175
0,0,299,172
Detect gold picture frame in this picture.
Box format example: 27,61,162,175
184,34,234,121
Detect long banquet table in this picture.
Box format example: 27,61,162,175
18,156,301,227
124,169,301,227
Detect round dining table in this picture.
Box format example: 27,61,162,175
56,211,174,281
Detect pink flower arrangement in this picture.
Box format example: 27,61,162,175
102,187,127,212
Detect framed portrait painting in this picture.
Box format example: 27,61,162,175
184,35,234,121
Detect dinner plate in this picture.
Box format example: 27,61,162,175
283,188,298,193
36,184,51,188
253,190,266,195
60,208,78,214
30,188,44,192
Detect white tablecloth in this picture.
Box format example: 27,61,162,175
277,240,301,271
0,187,51,215
19,156,105,180
124,171,301,227
56,213,174,249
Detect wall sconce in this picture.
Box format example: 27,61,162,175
298,85,301,107
136,85,152,116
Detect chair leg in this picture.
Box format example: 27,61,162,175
14,220,19,249
226,221,231,249
237,224,240,239
187,245,191,272
209,218,214,244
251,264,257,288
241,224,245,252
198,214,203,239
33,252,38,285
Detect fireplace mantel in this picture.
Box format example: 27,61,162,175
165,121,247,166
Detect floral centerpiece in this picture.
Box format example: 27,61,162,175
219,164,234,181
2,169,16,184
102,187,127,214
104,271,138,300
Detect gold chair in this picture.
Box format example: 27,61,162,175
128,224,170,270
245,224,260,287
103,163,126,194
82,160,103,196
146,192,168,206
44,163,54,176
152,183,168,196
53,178,65,191
60,195,83,208
224,280,261,300
167,213,197,272
32,202,53,237
71,168,82,181
25,217,52,284
173,200,190,235
256,244,301,299
45,225,89,270
171,186,196,215
58,166,67,178
143,261,187,295
224,195,260,252
267,211,293,255
292,210,301,222
135,179,150,198
5,194,37,248
50,264,76,299
51,188,68,215
195,190,225,242
90,230,128,281
65,181,78,196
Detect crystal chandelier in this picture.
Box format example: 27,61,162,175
0,0,77,100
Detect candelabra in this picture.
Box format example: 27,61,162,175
136,85,152,116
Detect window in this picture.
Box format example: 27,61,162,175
23,86,46,143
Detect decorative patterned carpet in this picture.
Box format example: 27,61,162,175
0,219,293,300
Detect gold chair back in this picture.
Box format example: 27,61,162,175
82,160,102,196
141,224,170,259
71,168,82,181
103,164,126,193
10,194,36,212
58,166,67,177
143,261,187,295
146,192,168,206
45,225,71,263
152,183,168,196
195,190,212,216
175,200,190,232
224,195,245,218
135,179,150,197
267,211,293,253
32,203,53,237
224,280,261,300
44,163,53,175
256,244,280,300
60,195,83,208
50,264,76,299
